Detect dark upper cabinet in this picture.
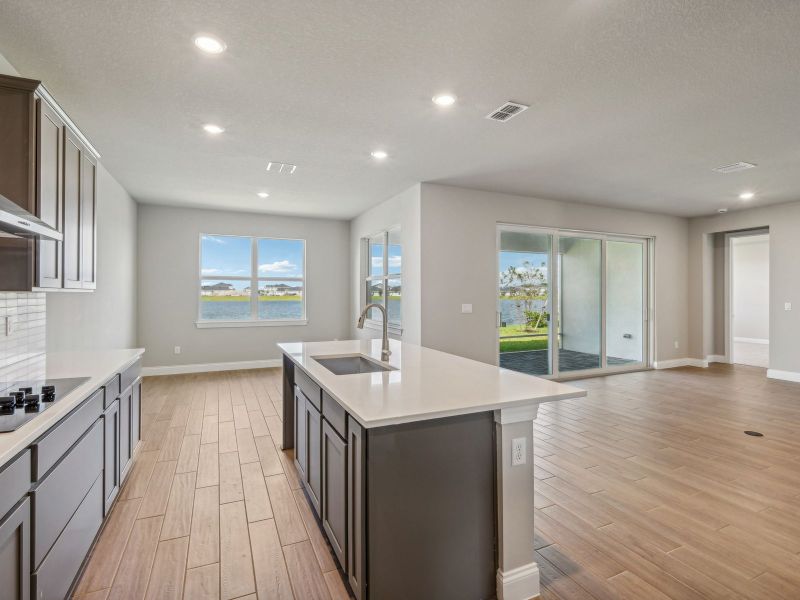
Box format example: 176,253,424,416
63,129,82,289
35,98,64,288
80,151,97,288
0,74,100,292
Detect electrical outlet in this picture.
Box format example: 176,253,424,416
511,437,526,466
674,340,679,349
785,302,792,311
174,346,181,355
461,304,473,314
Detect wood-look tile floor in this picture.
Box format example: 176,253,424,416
73,363,800,600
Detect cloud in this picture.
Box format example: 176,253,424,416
259,260,297,274
371,256,402,269
201,268,220,275
202,236,226,244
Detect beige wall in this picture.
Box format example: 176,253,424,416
349,185,421,344
137,204,350,368
47,164,139,352
418,183,690,366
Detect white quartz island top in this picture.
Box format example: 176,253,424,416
278,339,586,428
0,348,144,468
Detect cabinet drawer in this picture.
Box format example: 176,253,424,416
295,368,321,411
120,358,142,395
0,450,31,520
32,388,103,480
322,391,346,439
32,419,103,568
32,474,103,600
103,374,120,406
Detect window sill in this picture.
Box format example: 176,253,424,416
195,319,308,329
363,319,402,337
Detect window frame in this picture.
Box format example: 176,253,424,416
196,233,307,328
362,228,402,336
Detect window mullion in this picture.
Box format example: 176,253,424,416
251,237,258,320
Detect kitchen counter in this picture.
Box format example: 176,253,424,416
0,348,144,468
278,338,586,428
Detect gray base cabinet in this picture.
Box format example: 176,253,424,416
0,498,31,600
346,417,366,600
103,399,121,514
321,421,347,569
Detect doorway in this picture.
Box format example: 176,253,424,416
497,224,651,378
729,232,769,368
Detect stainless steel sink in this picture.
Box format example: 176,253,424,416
312,354,396,375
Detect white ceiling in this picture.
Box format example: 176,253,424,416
1,1,800,219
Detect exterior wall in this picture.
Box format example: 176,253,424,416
418,183,689,366
137,204,350,368
560,238,601,355
606,240,645,360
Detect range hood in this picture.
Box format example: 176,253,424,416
0,193,62,241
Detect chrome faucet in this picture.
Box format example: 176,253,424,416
357,303,392,361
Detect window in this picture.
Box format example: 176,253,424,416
363,228,401,332
198,234,306,327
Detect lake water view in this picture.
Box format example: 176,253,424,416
499,298,546,327
200,298,402,323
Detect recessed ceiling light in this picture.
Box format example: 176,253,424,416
193,35,226,55
202,123,224,135
718,208,728,213
432,94,456,107
371,150,388,160
257,192,269,198
739,191,755,200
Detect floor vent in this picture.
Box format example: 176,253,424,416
712,162,756,174
485,101,529,122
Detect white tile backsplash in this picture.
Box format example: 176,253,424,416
0,292,46,373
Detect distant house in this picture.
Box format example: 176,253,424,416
200,282,239,296
261,284,302,297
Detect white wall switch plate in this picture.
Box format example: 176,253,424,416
461,304,473,314
174,346,181,354
511,437,526,466
674,340,679,349
785,302,792,311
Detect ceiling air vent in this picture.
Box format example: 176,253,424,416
266,161,297,174
712,162,756,174
485,101,529,122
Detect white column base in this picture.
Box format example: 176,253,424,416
497,563,541,600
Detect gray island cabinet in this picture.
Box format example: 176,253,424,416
0,349,144,600
279,339,585,600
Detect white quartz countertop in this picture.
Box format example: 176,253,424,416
278,339,586,428
0,348,144,468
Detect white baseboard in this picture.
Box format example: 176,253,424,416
497,563,540,600
706,354,727,364
653,358,708,369
734,337,769,345
142,358,282,376
766,369,800,383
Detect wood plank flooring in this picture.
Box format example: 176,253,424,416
73,363,800,599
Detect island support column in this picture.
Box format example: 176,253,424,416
494,404,540,600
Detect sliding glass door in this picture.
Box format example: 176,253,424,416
498,225,649,378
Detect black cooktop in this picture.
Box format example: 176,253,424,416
0,377,90,433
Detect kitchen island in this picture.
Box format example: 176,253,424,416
279,339,586,600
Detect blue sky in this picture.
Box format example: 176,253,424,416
499,251,548,276
370,243,401,276
201,235,304,278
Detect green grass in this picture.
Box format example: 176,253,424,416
201,295,302,302
499,324,549,353
370,295,402,301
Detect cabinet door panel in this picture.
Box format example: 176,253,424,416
322,421,347,569
306,402,322,516
104,399,120,514
62,130,82,288
131,378,141,450
0,497,31,600
119,388,131,482
347,416,366,600
80,151,97,288
35,98,64,288
294,388,307,479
